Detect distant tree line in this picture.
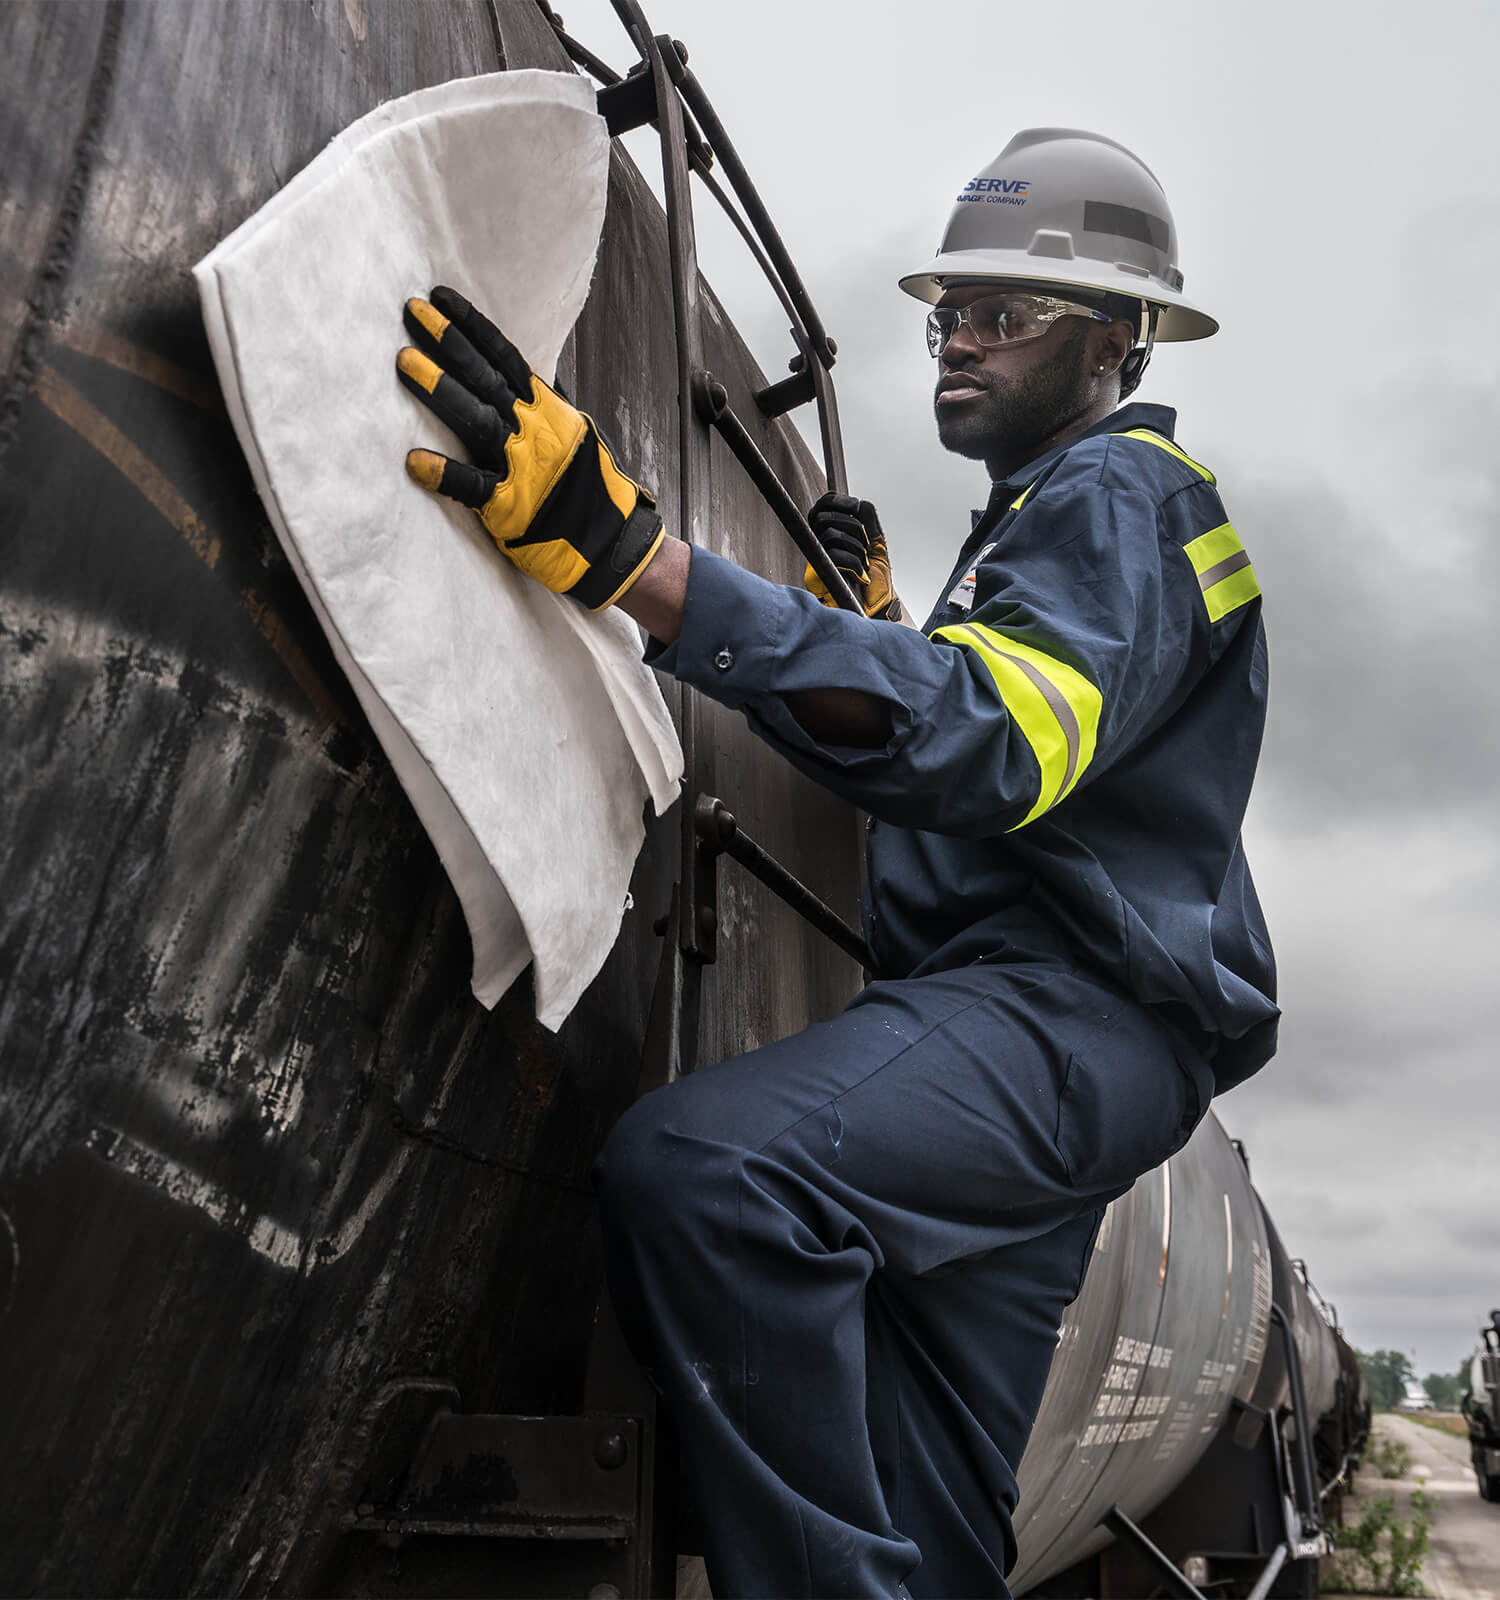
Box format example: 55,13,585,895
1355,1347,1472,1411
1422,1367,1468,1409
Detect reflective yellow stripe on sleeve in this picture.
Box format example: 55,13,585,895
1183,521,1260,623
930,622,1102,828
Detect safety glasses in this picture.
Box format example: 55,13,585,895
926,292,1111,357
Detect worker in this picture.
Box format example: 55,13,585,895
396,128,1278,1599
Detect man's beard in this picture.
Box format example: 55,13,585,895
934,322,1094,465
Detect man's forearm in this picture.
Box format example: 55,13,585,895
618,541,893,749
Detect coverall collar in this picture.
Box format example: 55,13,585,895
980,401,1179,520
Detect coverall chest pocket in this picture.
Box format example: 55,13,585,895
1052,1005,1203,1194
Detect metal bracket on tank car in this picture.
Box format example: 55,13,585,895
635,796,870,1093
691,371,863,615
327,1374,665,1600
694,794,874,970
1100,1506,1209,1600
1268,1300,1326,1551
345,1412,643,1540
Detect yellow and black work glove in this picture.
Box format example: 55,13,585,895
804,492,905,622
397,286,665,611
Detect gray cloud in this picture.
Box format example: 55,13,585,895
1240,438,1500,827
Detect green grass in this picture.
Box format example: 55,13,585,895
1321,1488,1433,1597
1370,1436,1415,1479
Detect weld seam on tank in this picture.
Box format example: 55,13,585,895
0,0,125,468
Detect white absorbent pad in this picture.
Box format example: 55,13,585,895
194,70,683,1030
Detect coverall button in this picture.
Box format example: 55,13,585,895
713,647,734,672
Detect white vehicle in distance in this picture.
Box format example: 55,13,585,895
1396,1377,1434,1412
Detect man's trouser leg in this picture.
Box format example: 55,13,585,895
593,955,1211,1598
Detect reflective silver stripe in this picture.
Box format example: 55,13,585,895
1196,549,1252,591
961,624,1082,796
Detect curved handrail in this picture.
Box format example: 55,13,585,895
541,0,849,496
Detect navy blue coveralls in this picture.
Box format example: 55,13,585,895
595,401,1279,1598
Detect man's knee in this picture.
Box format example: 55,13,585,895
594,1085,738,1243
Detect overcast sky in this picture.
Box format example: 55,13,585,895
561,0,1499,1375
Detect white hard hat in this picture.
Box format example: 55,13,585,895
900,128,1218,343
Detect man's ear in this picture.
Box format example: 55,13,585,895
1093,319,1136,378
